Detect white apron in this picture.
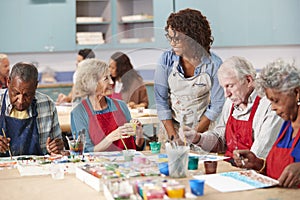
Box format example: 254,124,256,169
168,61,212,128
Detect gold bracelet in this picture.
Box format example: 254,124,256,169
257,158,266,173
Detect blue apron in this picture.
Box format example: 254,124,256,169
0,90,43,156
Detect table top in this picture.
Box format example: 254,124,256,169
56,106,159,133
0,152,299,200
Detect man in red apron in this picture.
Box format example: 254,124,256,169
233,59,300,188
180,57,283,162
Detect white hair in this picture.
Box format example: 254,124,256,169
218,56,256,82
0,54,8,61
74,58,109,97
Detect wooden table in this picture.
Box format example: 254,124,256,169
0,154,299,200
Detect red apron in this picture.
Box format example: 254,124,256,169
109,92,122,101
82,99,136,151
224,96,260,158
266,121,300,183
109,83,123,100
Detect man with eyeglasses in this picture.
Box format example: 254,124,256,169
154,8,225,144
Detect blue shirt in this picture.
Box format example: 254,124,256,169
277,121,300,162
154,50,225,121
71,97,131,152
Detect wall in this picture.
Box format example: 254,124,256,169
7,45,300,78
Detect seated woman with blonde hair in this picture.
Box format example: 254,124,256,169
70,58,145,152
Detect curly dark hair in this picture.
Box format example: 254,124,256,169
110,52,143,92
165,8,213,57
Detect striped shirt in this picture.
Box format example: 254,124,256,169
0,89,62,155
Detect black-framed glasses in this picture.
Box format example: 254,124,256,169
165,33,181,44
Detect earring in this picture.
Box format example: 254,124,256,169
297,99,300,106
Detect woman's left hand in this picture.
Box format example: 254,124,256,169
278,162,300,188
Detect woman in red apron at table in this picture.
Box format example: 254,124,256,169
233,60,300,188
70,58,145,152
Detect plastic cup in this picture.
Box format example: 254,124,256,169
158,162,169,176
166,185,185,198
122,149,136,161
50,163,64,180
149,142,161,154
137,107,144,113
204,161,218,174
188,156,199,170
189,179,205,196
166,146,189,178
124,122,137,135
68,139,85,157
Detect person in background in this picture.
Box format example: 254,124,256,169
109,51,148,109
56,48,95,104
0,62,64,156
71,58,145,152
0,54,10,89
180,56,283,161
154,8,225,142
233,59,300,188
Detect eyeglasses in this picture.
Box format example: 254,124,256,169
165,33,181,44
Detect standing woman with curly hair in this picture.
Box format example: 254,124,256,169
154,8,225,142
109,52,149,109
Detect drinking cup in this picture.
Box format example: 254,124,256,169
158,162,169,176
68,139,85,157
189,179,205,196
204,161,218,174
166,185,185,198
122,149,136,161
149,142,161,154
166,146,189,178
188,156,199,170
50,163,64,180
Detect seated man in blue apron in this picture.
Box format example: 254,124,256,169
0,62,64,156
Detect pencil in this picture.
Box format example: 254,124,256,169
2,128,13,160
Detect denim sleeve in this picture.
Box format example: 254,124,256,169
154,51,173,120
204,53,225,121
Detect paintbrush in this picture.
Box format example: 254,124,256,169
2,128,12,160
120,137,128,151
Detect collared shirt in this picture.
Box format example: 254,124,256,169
154,50,225,122
0,89,62,155
0,77,8,89
277,121,300,162
70,97,131,152
197,90,284,158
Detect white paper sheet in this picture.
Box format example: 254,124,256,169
194,170,279,192
188,153,229,162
